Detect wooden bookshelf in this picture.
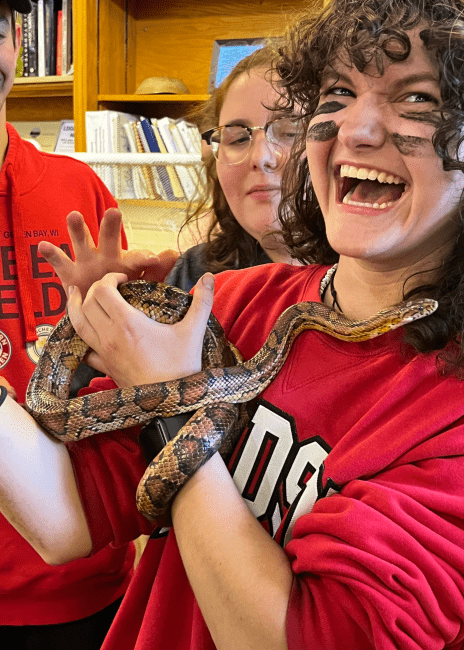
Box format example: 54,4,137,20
8,75,74,121
8,0,323,148
74,0,322,151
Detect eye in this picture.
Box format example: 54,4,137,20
322,86,355,98
403,92,439,105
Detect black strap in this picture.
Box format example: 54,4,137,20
139,412,196,463
0,385,8,407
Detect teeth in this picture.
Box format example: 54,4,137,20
342,195,396,209
340,164,403,184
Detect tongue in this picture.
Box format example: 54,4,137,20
349,179,404,204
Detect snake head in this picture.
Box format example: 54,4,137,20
392,298,439,324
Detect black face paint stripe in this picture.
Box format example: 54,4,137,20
392,133,429,156
312,101,346,117
399,112,442,128
306,120,340,142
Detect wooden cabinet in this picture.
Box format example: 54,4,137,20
8,0,321,151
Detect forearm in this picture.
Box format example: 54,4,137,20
0,396,92,564
171,452,293,650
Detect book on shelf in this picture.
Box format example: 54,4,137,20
182,120,202,155
121,121,148,200
85,110,115,195
84,109,201,202
111,112,140,199
21,9,30,76
168,119,202,196
56,9,62,75
61,0,72,75
139,117,176,202
37,0,45,77
22,2,38,77
21,0,71,77
85,109,141,199
150,118,185,201
44,0,56,76
135,121,164,200
156,116,197,201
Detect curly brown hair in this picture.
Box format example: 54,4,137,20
177,45,280,274
275,0,464,374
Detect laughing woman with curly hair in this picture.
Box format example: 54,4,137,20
4,1,464,649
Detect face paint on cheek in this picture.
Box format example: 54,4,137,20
399,112,442,128
392,133,429,156
306,120,340,142
312,101,346,117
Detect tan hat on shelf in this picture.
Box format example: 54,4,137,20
135,77,190,95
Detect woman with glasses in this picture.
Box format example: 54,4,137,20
5,0,464,649
165,46,301,292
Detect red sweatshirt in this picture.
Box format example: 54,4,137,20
69,263,464,649
0,123,135,625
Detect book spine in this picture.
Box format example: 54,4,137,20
37,0,45,77
22,13,30,77
122,121,145,199
132,122,155,199
140,118,176,201
62,0,72,75
135,122,161,199
151,119,184,200
62,0,68,75
28,3,38,77
44,0,55,76
140,118,160,152
167,122,197,200
56,10,62,74
169,122,200,196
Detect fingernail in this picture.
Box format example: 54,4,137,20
68,285,74,295
202,273,214,290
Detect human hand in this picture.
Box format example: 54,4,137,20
38,208,178,299
0,376,17,401
67,271,215,388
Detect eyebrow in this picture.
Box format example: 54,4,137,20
320,69,439,91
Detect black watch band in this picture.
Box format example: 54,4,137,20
139,412,196,463
0,385,8,407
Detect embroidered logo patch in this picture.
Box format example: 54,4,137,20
0,330,11,369
26,324,54,364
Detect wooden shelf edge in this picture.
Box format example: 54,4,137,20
98,94,210,103
11,76,74,98
15,75,74,84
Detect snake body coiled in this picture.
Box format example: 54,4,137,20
26,280,438,523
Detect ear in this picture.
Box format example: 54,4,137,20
14,22,21,58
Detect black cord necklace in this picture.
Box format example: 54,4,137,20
329,270,344,313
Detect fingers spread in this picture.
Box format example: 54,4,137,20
67,212,96,256
37,241,73,276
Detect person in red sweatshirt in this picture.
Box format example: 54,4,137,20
4,0,464,649
0,1,173,648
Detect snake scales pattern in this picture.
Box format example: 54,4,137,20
26,280,437,524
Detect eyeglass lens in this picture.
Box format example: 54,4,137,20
210,117,301,165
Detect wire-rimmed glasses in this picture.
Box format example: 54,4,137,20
201,116,302,166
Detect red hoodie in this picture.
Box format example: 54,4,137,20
0,123,135,625
68,263,464,649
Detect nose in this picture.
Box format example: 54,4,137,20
337,95,387,150
249,130,283,172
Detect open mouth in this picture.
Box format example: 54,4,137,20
336,164,409,209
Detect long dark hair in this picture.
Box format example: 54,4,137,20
178,46,279,274
276,0,464,375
